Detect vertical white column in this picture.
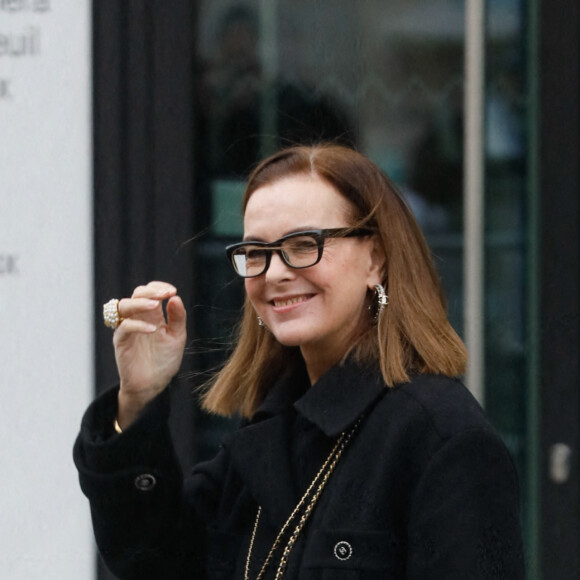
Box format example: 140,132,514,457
464,0,486,404
0,2,94,578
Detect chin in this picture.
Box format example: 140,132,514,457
271,332,308,348
269,325,316,348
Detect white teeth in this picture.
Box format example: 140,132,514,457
273,296,308,307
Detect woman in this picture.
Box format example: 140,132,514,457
74,144,525,579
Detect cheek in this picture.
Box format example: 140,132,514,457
244,279,261,307
312,247,349,278
321,255,373,304
318,247,368,284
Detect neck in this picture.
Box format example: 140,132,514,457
299,323,369,385
300,347,343,386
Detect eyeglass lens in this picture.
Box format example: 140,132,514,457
232,234,320,277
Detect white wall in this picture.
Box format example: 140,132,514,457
0,1,94,578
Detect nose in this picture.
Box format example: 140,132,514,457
265,250,295,282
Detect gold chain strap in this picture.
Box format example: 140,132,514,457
244,417,362,580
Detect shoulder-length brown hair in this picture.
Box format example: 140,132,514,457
202,143,467,417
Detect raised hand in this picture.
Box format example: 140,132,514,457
112,281,187,429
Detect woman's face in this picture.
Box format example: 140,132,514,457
243,174,383,371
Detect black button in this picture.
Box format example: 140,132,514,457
134,474,156,491
334,540,352,561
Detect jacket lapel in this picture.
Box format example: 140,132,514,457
226,358,389,530
227,363,309,529
228,413,299,529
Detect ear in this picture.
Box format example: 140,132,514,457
366,235,386,290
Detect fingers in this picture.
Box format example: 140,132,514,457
116,318,158,334
112,316,158,349
166,295,187,335
118,297,160,319
131,281,176,300
118,281,179,320
113,282,183,335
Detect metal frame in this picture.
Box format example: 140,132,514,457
463,0,486,404
538,0,580,577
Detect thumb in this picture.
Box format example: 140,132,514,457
166,295,187,335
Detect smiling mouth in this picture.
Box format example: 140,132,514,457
271,295,312,307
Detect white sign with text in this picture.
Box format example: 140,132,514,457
0,1,94,578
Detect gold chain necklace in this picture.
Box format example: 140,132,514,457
244,417,362,580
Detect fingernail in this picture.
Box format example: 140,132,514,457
145,323,157,332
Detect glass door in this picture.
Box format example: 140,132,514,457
191,1,536,571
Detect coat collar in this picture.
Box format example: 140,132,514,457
247,356,387,436
250,358,311,421
293,358,386,437
227,357,387,529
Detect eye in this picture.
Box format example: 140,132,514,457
244,247,267,262
285,236,318,254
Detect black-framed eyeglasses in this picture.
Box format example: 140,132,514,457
225,227,374,278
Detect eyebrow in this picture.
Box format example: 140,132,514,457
242,226,318,242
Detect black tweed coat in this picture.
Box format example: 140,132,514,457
74,359,525,579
